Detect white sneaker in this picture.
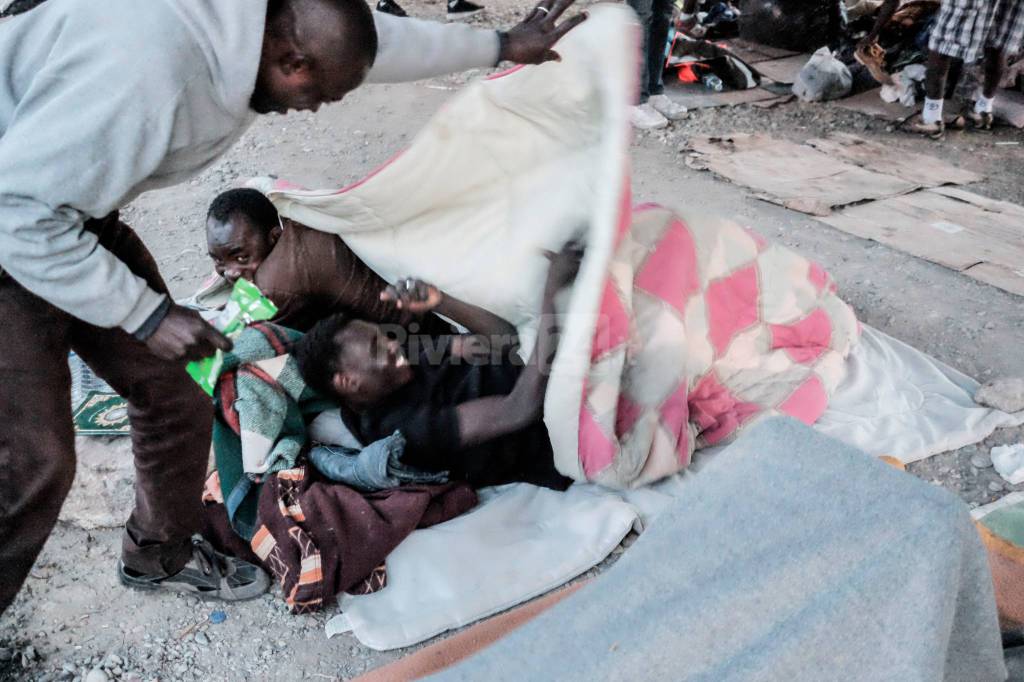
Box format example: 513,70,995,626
631,103,669,130
648,94,688,121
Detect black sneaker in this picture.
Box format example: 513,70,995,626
118,537,270,602
447,0,484,18
376,0,408,17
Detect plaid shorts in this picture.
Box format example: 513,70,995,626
929,0,1024,61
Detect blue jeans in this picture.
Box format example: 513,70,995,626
627,0,674,101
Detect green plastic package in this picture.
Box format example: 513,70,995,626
186,279,278,396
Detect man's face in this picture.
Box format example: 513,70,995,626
332,320,414,406
250,4,373,115
250,53,369,115
206,214,277,285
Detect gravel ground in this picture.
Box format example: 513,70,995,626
2,0,1023,679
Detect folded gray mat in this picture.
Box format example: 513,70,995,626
434,417,1006,682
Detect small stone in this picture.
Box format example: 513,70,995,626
194,632,209,646
85,668,109,682
989,481,1005,492
975,377,1024,413
971,453,993,469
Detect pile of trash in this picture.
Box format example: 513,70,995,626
666,33,760,92
737,0,843,53
659,0,757,92
849,0,941,104
673,0,742,41
781,0,1022,105
659,0,1023,114
773,0,944,104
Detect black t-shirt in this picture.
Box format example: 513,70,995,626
342,335,571,490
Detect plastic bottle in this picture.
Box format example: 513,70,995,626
702,74,724,91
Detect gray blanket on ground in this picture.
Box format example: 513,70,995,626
434,417,1006,682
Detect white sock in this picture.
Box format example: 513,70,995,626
922,98,944,124
975,94,994,113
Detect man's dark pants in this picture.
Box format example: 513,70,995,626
0,214,211,613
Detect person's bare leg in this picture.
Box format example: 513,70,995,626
909,49,954,137
907,50,951,137
982,47,1006,98
967,47,1005,129
925,50,953,100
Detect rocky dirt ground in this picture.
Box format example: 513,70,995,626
2,0,1024,680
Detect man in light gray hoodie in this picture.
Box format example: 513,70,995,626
0,0,584,611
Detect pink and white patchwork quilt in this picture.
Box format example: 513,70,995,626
558,203,859,488
247,4,860,489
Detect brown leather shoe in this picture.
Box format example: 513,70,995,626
854,41,893,86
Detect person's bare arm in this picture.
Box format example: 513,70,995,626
367,0,587,84
861,0,899,44
453,243,582,448
381,278,518,339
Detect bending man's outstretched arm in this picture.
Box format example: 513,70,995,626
366,0,586,84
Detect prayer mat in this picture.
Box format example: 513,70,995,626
73,391,130,436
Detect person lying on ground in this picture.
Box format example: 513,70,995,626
0,0,585,611
206,188,452,335
293,243,583,491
